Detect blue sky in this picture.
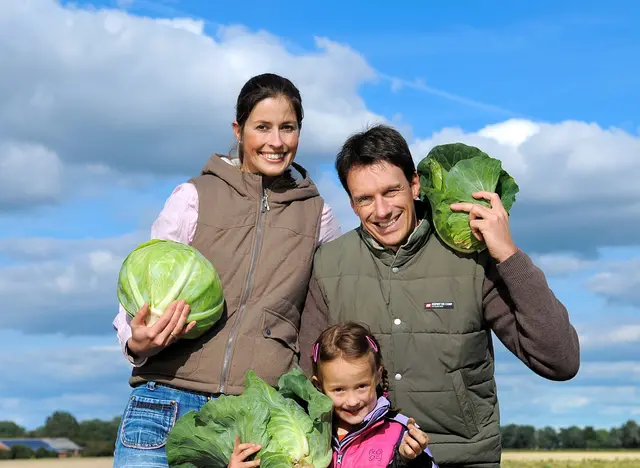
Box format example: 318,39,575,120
1,0,639,431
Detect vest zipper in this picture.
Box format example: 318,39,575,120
218,186,269,394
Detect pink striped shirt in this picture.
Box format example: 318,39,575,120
113,181,342,366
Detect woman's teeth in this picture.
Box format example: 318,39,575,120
259,152,285,161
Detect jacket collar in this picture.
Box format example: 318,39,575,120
357,200,432,268
332,396,393,449
199,153,319,203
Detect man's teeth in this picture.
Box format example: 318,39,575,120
378,217,398,228
260,152,285,160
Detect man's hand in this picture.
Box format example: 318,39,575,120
127,300,196,359
228,436,261,468
399,418,430,461
450,191,518,263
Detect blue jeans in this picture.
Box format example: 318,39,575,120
113,381,217,467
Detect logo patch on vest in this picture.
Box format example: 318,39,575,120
425,302,454,310
368,448,383,461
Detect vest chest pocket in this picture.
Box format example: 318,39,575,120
261,307,300,353
251,308,301,383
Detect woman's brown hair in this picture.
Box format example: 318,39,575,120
311,322,389,398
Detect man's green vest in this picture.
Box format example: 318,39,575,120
312,213,502,467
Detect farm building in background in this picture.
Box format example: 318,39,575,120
0,438,83,457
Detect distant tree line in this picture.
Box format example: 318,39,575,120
0,411,120,459
501,420,640,450
0,412,638,459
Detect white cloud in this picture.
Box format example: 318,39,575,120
531,252,596,277
412,119,640,203
493,356,640,427
495,361,640,426
0,232,146,334
0,141,64,207
0,339,133,428
588,258,640,307
411,119,640,254
0,0,385,211
580,324,640,347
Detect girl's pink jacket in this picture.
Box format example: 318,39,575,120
331,397,438,468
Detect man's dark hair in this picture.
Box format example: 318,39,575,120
335,124,416,195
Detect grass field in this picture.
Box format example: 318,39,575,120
0,452,638,467
502,450,640,467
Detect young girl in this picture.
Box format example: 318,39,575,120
228,323,438,468
312,322,437,468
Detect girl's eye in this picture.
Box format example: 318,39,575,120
281,125,296,132
256,124,268,131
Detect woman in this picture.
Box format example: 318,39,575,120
112,73,341,467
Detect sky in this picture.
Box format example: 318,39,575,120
1,0,639,431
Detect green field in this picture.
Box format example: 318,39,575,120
501,450,640,467
503,462,639,468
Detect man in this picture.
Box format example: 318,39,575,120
300,124,580,468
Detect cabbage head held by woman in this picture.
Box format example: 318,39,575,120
117,239,225,339
417,142,519,254
166,368,333,468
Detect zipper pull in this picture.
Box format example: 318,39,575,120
337,453,343,466
262,189,270,212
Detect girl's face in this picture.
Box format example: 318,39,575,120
233,96,300,177
315,355,381,429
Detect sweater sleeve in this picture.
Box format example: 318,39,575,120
298,265,330,376
112,182,199,366
483,249,581,380
317,202,342,246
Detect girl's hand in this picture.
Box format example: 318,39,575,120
228,436,261,468
127,300,196,358
399,418,430,461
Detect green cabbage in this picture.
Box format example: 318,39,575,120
166,368,333,468
117,239,224,339
417,142,519,254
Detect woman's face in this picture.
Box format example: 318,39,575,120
233,95,300,177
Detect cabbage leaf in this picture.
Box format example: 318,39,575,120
417,142,519,254
166,368,333,468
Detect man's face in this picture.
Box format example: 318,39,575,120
347,161,420,250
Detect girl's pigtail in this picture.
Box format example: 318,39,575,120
381,367,390,396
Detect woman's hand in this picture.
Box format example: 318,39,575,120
228,436,261,468
127,300,196,359
399,418,430,461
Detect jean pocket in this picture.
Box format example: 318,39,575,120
120,395,178,449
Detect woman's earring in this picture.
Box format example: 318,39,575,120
236,140,242,156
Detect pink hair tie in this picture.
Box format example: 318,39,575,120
366,335,378,352
312,343,320,363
